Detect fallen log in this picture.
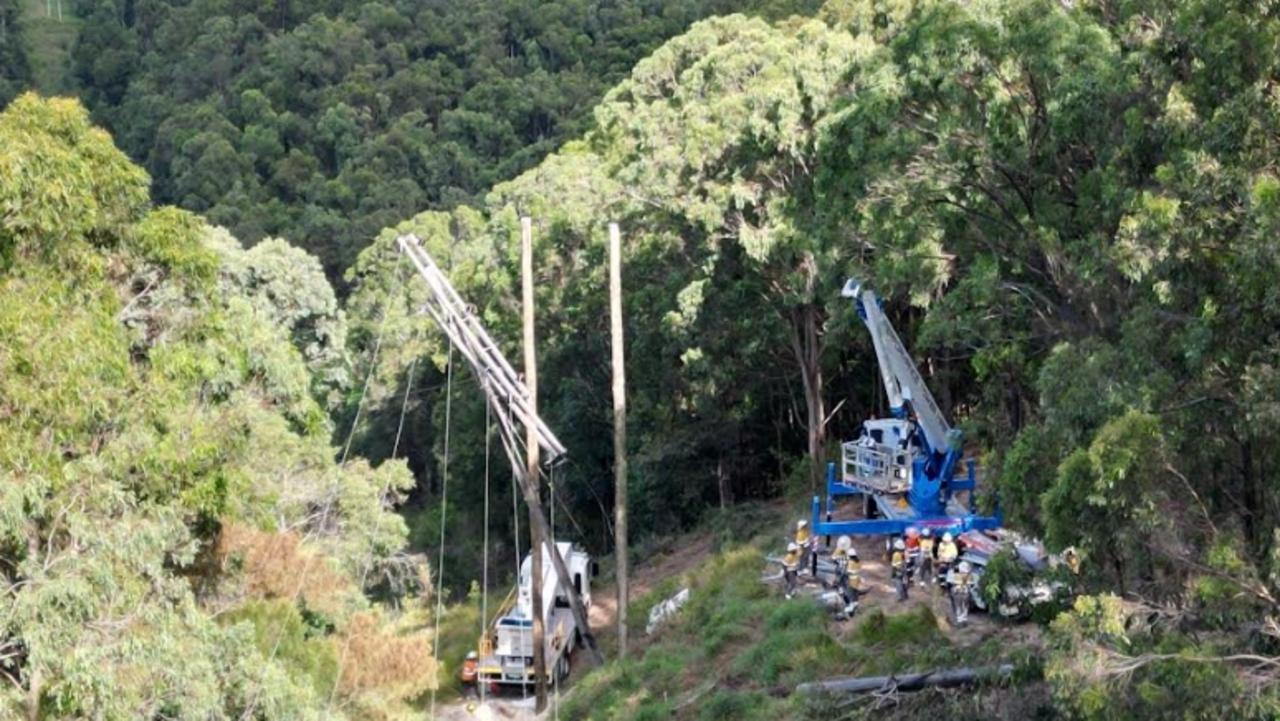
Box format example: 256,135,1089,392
795,664,1014,696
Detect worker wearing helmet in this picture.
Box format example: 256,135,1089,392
794,519,814,576
918,528,935,586
782,541,802,599
891,538,910,601
460,650,480,698
841,547,864,616
936,532,959,586
1063,546,1081,576
904,527,922,583
836,535,853,554
949,561,975,625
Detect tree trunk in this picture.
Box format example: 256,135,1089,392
717,455,732,508
26,534,40,721
789,302,826,491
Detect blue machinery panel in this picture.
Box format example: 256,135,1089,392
811,462,1002,537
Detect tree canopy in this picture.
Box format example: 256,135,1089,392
0,93,431,720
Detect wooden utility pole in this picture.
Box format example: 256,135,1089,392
608,222,630,658
521,216,548,712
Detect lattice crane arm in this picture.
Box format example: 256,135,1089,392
397,234,567,473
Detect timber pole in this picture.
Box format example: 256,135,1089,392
609,222,630,659
521,216,548,712
795,664,1016,696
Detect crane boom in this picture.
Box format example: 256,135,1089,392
842,279,952,454
398,234,566,477
395,233,603,669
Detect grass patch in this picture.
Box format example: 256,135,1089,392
560,643,696,720
698,690,783,721
729,602,850,686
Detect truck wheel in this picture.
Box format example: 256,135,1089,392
557,654,570,681
574,629,583,649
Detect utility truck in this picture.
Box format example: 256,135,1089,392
477,542,596,689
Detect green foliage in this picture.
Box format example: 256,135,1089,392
0,92,149,268
0,94,423,719
222,600,340,699
1046,594,1280,720
55,0,823,282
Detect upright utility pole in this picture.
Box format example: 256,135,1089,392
521,216,548,712
609,222,630,659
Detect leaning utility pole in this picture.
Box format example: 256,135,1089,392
609,222,630,659
522,216,548,712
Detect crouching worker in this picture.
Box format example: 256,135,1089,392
460,650,480,698
782,541,802,599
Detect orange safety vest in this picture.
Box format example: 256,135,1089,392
460,658,478,683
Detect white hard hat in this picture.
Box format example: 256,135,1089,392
921,527,932,537
787,542,800,552
958,561,972,573
849,548,859,559
797,519,809,528
466,650,478,660
893,538,905,550
942,532,953,542
836,535,852,551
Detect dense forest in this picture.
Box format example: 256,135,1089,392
4,0,1280,718
62,0,821,281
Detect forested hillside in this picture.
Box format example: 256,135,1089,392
61,0,820,281
4,0,1280,718
0,0,31,105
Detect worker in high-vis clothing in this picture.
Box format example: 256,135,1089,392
936,532,959,584
794,519,814,575
460,650,479,698
949,560,975,624
918,528,935,585
782,541,802,599
839,541,863,617
891,538,910,601
904,527,922,583
1063,546,1081,575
